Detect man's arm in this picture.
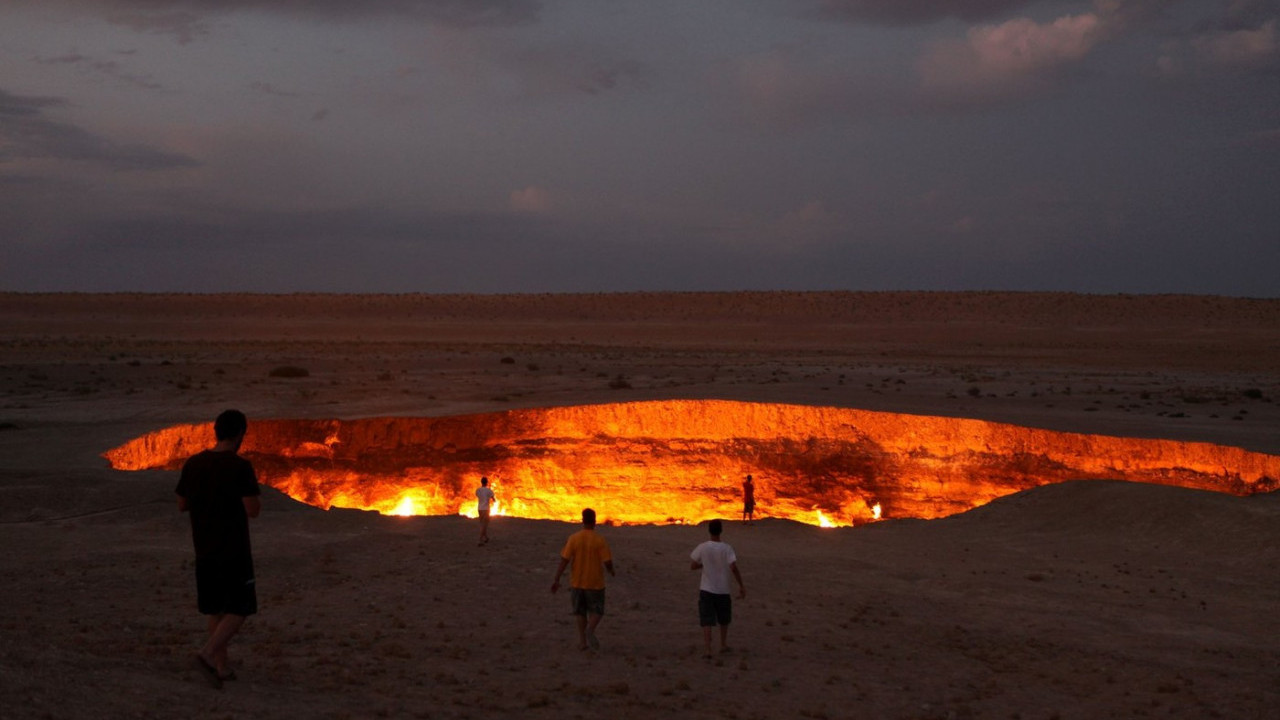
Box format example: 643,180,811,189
177,494,188,512
605,559,615,577
731,561,745,599
550,557,570,593
690,560,702,570
243,495,261,518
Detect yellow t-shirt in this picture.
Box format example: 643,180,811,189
561,529,612,590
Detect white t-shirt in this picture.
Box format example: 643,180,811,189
691,540,737,595
476,486,495,514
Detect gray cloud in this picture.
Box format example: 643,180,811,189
505,45,649,97
1206,0,1280,32
33,0,540,42
4,1,1277,296
104,11,209,44
250,81,299,97
1150,2,1280,78
812,0,1035,25
0,89,197,170
916,10,1107,106
8,193,1275,295
0,89,63,117
810,0,1205,31
34,52,164,90
3,165,1277,295
33,52,88,65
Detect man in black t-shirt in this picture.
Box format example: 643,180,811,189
176,409,261,688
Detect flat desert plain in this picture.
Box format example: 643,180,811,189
1,291,1278,720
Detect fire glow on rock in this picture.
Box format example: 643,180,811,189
104,400,1280,527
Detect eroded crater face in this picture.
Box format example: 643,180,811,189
104,400,1280,526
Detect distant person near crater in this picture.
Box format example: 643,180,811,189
476,476,495,545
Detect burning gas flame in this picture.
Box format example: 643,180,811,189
102,400,1280,527
390,494,419,517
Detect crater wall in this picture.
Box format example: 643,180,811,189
104,400,1280,525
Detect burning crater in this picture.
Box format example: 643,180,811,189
104,400,1279,526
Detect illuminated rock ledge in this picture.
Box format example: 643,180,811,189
104,400,1280,526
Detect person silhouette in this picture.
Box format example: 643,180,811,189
175,409,261,688
550,508,615,651
476,476,495,545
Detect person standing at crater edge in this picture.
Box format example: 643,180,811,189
476,476,495,545
691,519,745,658
175,409,261,689
742,474,756,524
550,508,615,651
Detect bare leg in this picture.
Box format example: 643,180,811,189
200,613,246,676
702,626,713,657
719,624,730,653
585,613,603,650
575,614,588,650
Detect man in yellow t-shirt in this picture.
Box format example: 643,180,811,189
550,508,615,651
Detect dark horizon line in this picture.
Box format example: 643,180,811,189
3,289,1278,301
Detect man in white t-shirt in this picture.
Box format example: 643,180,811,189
690,519,745,658
476,477,495,545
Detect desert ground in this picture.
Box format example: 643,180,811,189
1,291,1278,720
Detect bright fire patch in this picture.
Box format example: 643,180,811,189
104,400,1279,527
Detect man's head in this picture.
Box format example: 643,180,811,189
481,477,489,487
745,474,753,483
582,508,596,528
214,409,248,441
708,519,723,537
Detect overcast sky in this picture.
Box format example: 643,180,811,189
1,0,1277,294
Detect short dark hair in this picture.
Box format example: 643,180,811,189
708,519,723,536
214,409,248,441
481,477,489,486
582,508,596,527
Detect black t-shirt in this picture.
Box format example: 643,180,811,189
175,450,260,559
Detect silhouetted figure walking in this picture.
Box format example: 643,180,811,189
176,409,261,689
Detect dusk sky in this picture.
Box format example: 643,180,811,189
2,0,1277,295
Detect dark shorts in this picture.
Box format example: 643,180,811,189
570,588,606,617
698,590,732,627
195,554,257,617
743,501,755,514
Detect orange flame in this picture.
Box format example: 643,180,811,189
389,494,419,517
102,400,1280,527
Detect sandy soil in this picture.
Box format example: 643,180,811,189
1,291,1278,719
